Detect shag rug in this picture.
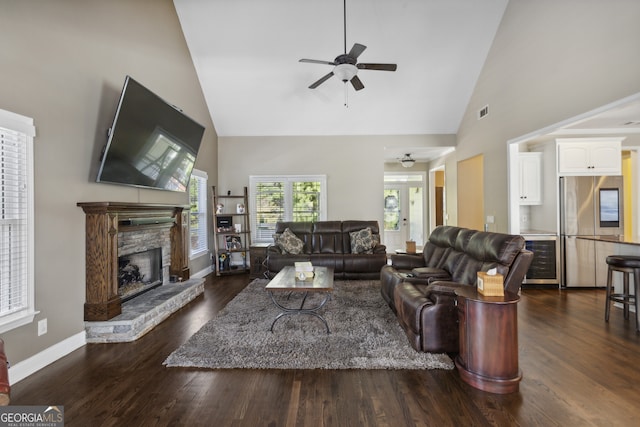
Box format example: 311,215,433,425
163,279,454,370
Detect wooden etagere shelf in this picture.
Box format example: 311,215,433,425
212,186,250,276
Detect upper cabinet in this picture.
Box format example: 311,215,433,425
519,152,542,205
557,137,624,176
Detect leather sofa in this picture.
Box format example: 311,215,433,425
265,220,387,280
380,225,533,353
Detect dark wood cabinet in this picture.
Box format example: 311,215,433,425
249,243,270,279
455,288,521,394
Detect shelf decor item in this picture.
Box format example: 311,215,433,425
225,235,242,250
216,216,233,232
219,252,230,271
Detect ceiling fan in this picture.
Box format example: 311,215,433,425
299,0,397,91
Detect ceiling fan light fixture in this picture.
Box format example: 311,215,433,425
334,63,357,82
401,154,415,168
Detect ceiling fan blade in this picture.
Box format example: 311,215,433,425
357,63,397,71
309,72,334,89
350,75,364,91
299,59,336,66
348,43,367,59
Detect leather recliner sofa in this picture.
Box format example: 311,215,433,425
265,220,387,280
380,225,533,353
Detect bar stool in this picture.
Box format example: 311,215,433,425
605,255,640,332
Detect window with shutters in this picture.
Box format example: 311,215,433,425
0,108,37,333
189,169,208,258
250,175,326,243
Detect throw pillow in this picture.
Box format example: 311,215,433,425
350,227,374,254
276,228,304,254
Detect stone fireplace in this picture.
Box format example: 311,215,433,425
77,202,190,321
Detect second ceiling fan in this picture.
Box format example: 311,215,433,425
299,0,397,91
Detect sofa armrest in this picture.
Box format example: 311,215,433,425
504,249,533,294
373,244,387,254
426,282,474,302
266,244,282,255
389,254,425,270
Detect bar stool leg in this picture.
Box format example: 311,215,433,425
605,266,613,322
634,268,640,333
623,271,630,320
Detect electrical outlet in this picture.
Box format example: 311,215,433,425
38,318,47,336
521,214,529,223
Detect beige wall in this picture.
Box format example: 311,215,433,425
219,134,455,232
0,1,217,365
455,0,640,232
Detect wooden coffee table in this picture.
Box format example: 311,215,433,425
265,266,334,333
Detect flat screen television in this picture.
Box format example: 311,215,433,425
96,76,205,192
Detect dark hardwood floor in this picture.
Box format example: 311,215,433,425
11,274,640,426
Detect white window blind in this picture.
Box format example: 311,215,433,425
189,169,208,258
0,108,37,333
250,175,326,243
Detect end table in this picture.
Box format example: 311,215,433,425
454,287,521,394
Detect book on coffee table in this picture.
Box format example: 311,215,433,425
294,261,314,280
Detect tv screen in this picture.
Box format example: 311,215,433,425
599,188,620,227
96,76,205,192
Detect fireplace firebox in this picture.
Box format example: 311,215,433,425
118,247,163,302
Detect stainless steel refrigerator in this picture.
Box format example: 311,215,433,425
560,176,624,287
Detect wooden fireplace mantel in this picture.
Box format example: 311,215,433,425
77,202,191,321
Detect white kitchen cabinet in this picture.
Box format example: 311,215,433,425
518,152,542,205
557,138,623,176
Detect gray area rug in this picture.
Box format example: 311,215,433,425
164,279,454,370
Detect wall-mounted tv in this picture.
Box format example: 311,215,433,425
96,76,205,192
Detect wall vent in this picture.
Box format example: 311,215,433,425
478,105,489,120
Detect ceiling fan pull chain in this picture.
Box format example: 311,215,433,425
344,82,349,107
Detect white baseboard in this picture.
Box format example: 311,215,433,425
8,331,86,385
8,270,211,385
192,265,214,279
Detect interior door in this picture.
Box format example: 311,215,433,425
384,185,407,253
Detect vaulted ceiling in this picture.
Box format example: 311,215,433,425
174,0,509,138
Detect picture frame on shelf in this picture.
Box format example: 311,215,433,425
225,235,242,250
216,216,232,231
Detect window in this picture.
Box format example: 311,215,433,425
0,108,37,333
250,175,326,243
189,169,208,258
